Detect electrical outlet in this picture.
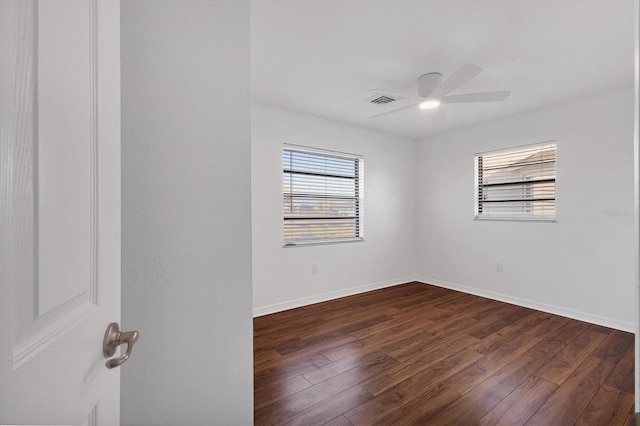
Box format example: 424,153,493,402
495,262,503,273
312,264,319,275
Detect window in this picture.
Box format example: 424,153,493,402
283,145,364,245
476,142,556,221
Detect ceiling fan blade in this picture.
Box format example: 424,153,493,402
427,107,447,122
431,63,483,98
369,101,419,119
368,89,422,102
441,90,511,103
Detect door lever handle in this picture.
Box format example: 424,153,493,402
103,322,139,369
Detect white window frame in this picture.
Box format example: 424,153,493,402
283,144,364,246
475,141,557,222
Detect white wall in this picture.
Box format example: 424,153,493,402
252,104,416,315
415,86,635,331
121,1,252,425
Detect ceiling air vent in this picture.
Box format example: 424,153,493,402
370,95,396,104
365,93,401,105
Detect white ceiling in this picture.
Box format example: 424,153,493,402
251,0,634,140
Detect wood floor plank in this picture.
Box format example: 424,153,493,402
255,374,313,410
320,341,366,362
255,334,302,352
445,332,542,395
303,353,396,385
432,355,547,424
469,354,548,400
391,289,463,310
362,334,480,395
325,305,400,325
254,315,328,337
347,314,426,340
255,351,331,376
588,323,614,335
307,284,415,315
294,314,393,341
255,354,332,388
265,349,399,417
575,384,634,426
256,363,380,425
346,318,431,353
254,283,635,425
591,330,634,363
363,288,435,310
523,314,572,338
322,415,353,426
604,342,635,393
477,375,558,426
426,387,503,424
536,328,607,385
275,385,372,426
255,349,283,365
321,325,435,365
525,356,616,426
369,385,462,426
385,327,478,364
343,349,482,425
466,328,524,356
504,310,553,334
468,307,533,339
523,319,592,361
254,307,308,329
466,298,516,320
275,332,359,357
431,293,485,311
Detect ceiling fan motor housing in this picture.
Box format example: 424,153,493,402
417,72,443,97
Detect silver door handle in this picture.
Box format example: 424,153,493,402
103,322,139,369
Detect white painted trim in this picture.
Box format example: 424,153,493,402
13,302,96,369
252,276,415,317
416,276,635,333
633,0,639,409
83,404,97,426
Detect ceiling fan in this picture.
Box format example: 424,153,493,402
366,63,510,120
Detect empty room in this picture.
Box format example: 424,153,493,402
251,1,637,425
1,0,638,425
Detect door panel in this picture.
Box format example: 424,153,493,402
0,1,121,424
37,0,93,317
16,0,98,367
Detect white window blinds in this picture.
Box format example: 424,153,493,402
283,146,364,245
476,142,556,221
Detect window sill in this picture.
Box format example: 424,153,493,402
283,238,364,248
474,216,557,223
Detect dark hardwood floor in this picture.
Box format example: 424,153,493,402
254,282,635,425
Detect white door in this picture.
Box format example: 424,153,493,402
0,1,124,424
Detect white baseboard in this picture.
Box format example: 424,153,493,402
253,274,635,332
252,276,416,317
416,276,635,333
